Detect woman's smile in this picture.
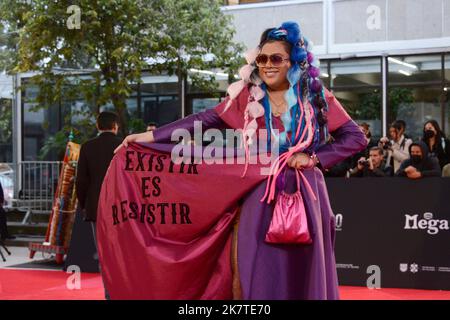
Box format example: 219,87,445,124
262,68,280,78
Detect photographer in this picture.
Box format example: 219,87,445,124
349,122,378,169
350,146,393,177
395,120,411,140
379,121,412,172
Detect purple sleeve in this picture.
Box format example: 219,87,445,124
152,108,227,143
316,119,368,170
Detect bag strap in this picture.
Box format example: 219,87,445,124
294,168,301,191
262,87,314,204
295,169,317,201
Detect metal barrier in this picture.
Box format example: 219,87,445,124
0,161,63,224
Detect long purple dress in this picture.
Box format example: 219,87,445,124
152,91,366,300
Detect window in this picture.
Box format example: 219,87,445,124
319,62,330,88
333,88,382,138
0,98,13,162
445,54,450,82
329,58,382,139
388,86,443,140
23,81,100,161
192,98,221,114
388,54,444,140
331,58,381,87
388,55,442,86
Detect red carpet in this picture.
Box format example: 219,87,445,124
339,285,450,300
0,269,104,300
1,269,449,300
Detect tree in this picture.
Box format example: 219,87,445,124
0,11,19,72
1,0,163,137
0,0,243,145
151,0,244,106
388,87,414,125
358,90,382,120
0,98,12,143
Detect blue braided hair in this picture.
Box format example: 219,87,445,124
256,21,329,148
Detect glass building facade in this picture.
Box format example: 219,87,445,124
0,75,13,163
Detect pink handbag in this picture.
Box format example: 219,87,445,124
265,169,314,244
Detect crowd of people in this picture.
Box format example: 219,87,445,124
326,119,450,178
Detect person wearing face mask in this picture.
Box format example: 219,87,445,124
379,121,413,173
421,120,450,170
395,141,441,178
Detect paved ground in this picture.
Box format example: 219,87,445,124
0,246,57,270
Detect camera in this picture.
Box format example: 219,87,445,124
358,159,368,166
382,140,392,150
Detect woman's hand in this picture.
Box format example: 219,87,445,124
114,131,155,154
287,152,313,170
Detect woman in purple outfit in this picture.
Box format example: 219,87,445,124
116,21,366,300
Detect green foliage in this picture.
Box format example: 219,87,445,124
0,99,12,143
127,118,146,134
388,87,415,123
354,90,382,120
0,11,19,72
38,130,71,160
38,99,97,159
0,0,243,146
152,0,244,92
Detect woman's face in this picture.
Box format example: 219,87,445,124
424,122,437,135
257,41,291,91
389,127,398,141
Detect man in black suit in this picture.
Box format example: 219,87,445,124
76,111,122,221
76,111,122,299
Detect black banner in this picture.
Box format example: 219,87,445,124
327,177,450,290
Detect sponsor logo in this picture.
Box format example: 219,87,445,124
404,212,449,235
410,263,419,273
401,264,450,273
421,266,436,272
399,263,408,272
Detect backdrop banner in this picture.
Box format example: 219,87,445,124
328,178,450,290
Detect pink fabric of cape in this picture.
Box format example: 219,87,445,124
97,142,265,299
215,86,351,135
324,88,351,133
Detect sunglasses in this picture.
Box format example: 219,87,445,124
255,54,290,67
